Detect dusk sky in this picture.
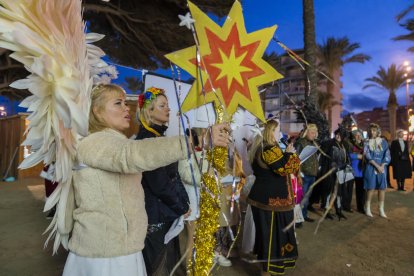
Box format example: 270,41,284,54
114,0,414,114
2,0,413,115
240,0,414,113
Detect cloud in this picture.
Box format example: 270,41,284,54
343,94,385,113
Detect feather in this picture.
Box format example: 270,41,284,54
0,0,114,255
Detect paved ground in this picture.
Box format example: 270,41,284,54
1,176,414,275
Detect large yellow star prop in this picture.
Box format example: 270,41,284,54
165,1,283,122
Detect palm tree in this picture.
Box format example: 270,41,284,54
302,0,318,106
394,4,414,52
363,64,407,136
318,90,340,114
317,37,371,128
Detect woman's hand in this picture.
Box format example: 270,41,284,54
376,164,385,174
285,143,296,153
209,123,231,148
184,208,192,219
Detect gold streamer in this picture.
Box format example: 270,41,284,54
189,104,229,275
189,173,221,275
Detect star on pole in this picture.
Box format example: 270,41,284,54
178,12,195,30
166,1,283,122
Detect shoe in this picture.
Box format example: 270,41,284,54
295,222,303,229
325,213,334,220
337,212,347,221
46,207,56,220
304,217,315,223
214,253,232,267
379,201,387,218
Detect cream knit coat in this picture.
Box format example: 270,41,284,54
68,128,187,257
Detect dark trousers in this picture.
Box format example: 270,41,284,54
341,180,354,211
301,176,315,218
143,221,183,276
397,178,406,190
354,177,365,212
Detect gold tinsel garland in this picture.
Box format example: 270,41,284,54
189,104,229,275
189,173,220,275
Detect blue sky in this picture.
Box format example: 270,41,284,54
112,0,414,114
2,0,413,115
242,0,414,113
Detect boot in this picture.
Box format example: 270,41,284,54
336,209,347,221
379,201,387,218
401,181,406,191
364,201,373,217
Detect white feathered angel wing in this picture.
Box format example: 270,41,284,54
0,0,112,254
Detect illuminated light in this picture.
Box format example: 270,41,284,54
0,106,5,111
404,73,408,77
408,79,412,83
409,115,414,132
404,61,410,66
407,66,412,72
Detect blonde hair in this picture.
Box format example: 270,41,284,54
136,93,167,126
89,84,126,133
302,123,318,139
248,120,279,164
368,123,381,138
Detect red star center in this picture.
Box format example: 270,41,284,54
193,24,264,106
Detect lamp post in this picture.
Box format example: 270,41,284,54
403,61,411,136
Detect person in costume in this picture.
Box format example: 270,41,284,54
349,129,366,214
363,123,391,218
135,87,191,276
40,164,57,219
178,128,206,268
318,128,349,220
390,129,412,191
62,84,230,276
294,123,319,222
247,119,300,275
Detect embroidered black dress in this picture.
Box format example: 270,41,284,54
247,144,300,274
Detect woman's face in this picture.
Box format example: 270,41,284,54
149,95,170,125
306,129,317,141
98,93,130,132
273,125,281,142
370,128,378,138
354,132,362,142
335,133,342,142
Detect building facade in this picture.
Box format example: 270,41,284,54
263,50,342,136
354,106,408,138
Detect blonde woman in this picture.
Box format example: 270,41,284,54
135,87,192,275
62,84,230,276
247,120,300,276
363,123,391,218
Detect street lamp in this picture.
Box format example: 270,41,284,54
403,61,412,137
0,106,7,117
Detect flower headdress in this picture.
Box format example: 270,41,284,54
138,87,165,109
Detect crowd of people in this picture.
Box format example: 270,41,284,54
40,84,414,276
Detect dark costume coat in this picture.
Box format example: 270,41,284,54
135,124,189,275
390,139,412,180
